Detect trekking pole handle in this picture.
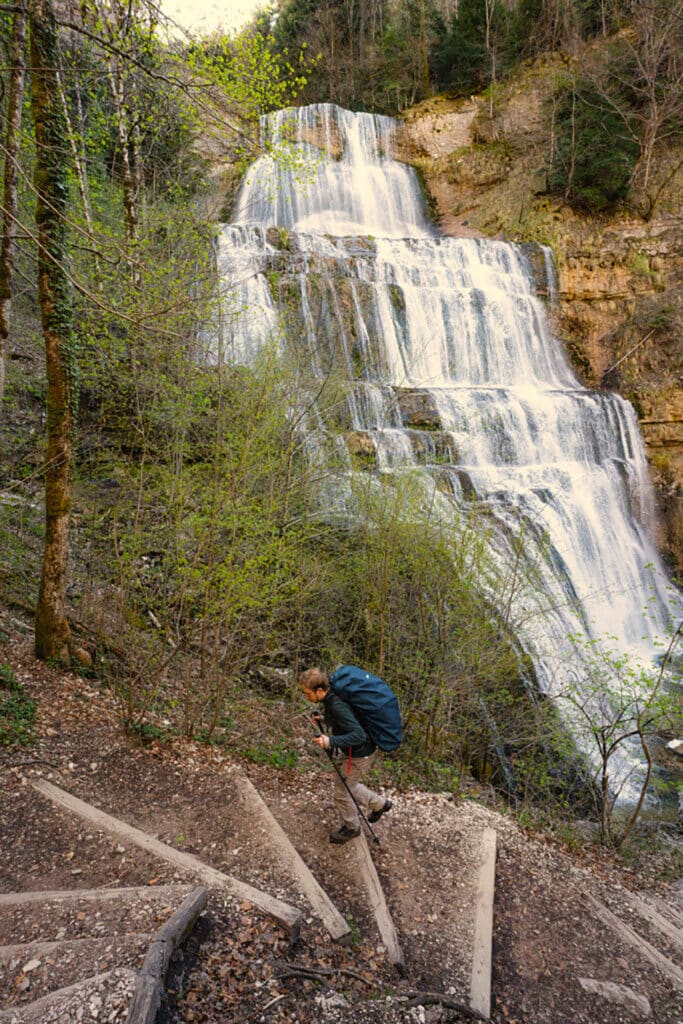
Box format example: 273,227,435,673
312,713,332,757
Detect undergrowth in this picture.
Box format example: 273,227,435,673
0,663,36,747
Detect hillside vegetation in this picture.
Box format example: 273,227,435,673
0,0,681,846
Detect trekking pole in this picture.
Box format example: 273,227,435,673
312,714,380,846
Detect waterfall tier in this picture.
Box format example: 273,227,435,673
219,103,680,798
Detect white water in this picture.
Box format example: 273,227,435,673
218,103,680,798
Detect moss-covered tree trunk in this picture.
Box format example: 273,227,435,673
31,0,76,662
0,8,27,412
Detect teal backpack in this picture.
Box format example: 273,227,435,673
329,665,403,752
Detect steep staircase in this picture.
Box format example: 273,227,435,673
1,766,681,1023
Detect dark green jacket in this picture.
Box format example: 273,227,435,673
322,690,375,758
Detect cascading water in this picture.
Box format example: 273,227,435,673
218,103,680,799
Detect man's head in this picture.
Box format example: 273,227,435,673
299,667,329,703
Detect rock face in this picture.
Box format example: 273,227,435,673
396,64,683,574
555,225,682,572
345,430,378,467
397,98,477,161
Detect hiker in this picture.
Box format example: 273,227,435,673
299,666,392,844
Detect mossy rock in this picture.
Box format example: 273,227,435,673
445,143,513,189
396,389,442,430
345,430,378,468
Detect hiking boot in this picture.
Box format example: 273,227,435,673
368,799,392,823
329,824,361,844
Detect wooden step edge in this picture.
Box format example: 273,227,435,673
232,768,350,942
469,826,497,1021
0,934,152,962
622,891,683,952
0,969,125,1023
0,885,189,909
31,779,302,938
583,890,683,992
354,832,404,968
126,886,207,1024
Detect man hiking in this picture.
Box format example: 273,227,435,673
300,666,392,844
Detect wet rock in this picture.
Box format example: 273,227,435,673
406,429,458,465
396,390,442,430
345,431,378,466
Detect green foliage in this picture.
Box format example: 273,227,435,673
127,719,172,743
0,663,36,746
433,0,498,95
294,472,579,803
547,80,640,212
244,743,300,769
185,27,313,168
558,628,682,843
82,343,325,740
344,916,362,948
0,497,44,599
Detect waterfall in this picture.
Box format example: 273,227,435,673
218,103,680,799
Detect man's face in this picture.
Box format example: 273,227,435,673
302,686,324,703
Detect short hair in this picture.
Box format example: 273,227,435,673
299,667,329,691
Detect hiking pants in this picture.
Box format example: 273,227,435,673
333,753,385,829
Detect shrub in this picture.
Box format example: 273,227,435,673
547,80,639,211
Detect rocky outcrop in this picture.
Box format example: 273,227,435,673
554,217,682,570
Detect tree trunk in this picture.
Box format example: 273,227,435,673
0,8,27,412
31,0,76,663
56,64,102,291
107,60,140,279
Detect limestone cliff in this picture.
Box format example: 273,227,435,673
399,60,682,575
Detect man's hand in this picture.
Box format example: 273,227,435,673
313,734,331,750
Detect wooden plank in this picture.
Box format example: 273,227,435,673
469,827,497,1021
232,769,350,942
127,886,207,1024
622,891,683,952
32,779,302,937
0,935,151,962
652,896,683,931
0,970,123,1023
0,885,188,909
584,890,683,991
354,833,404,968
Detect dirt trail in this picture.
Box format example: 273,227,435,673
1,634,682,1023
